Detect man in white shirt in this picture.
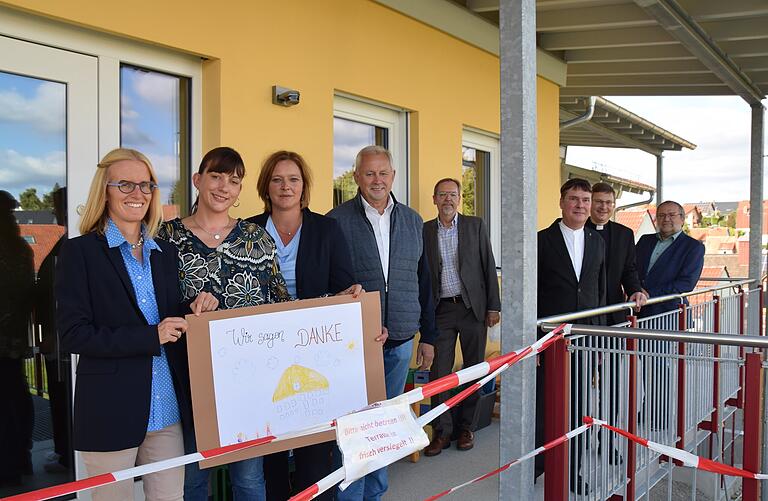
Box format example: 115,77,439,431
327,145,438,501
536,178,606,492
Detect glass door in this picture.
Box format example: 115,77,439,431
0,34,97,497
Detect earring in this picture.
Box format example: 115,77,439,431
233,198,241,208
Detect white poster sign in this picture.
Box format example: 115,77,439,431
208,302,368,446
336,402,429,489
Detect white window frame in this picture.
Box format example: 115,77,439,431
462,128,500,262
0,8,202,497
333,94,409,204
0,5,202,187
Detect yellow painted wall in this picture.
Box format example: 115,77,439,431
1,0,561,223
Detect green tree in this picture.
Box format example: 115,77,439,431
462,167,475,216
333,170,358,207
42,183,61,209
19,187,46,210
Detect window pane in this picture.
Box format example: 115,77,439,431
120,65,190,220
0,70,74,495
333,117,387,207
462,146,490,224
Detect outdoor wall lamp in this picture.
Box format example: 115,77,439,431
272,85,300,107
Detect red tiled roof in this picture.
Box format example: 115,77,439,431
615,210,648,233
18,224,66,273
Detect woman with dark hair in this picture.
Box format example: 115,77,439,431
247,150,385,500
158,146,290,501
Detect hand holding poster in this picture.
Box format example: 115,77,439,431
186,292,385,467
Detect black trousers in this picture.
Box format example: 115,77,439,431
263,441,335,501
429,300,487,436
0,358,34,482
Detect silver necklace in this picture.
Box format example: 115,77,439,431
129,235,144,250
195,216,232,241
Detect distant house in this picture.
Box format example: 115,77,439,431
18,224,67,273
735,200,768,231
14,210,56,225
692,202,718,218
615,209,656,242
702,235,738,255
682,204,703,228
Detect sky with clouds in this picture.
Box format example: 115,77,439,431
2,70,765,211
566,96,768,205
0,67,182,206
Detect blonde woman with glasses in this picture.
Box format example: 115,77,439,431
55,148,217,501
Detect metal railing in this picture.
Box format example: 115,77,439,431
538,278,764,501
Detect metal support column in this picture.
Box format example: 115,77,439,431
749,102,768,501
499,0,537,500
656,153,664,204
749,104,765,333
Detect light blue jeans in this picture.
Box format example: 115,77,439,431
183,425,266,501
336,339,414,501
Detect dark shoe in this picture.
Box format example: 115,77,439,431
457,430,474,451
424,435,451,457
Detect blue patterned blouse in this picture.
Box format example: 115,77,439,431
157,218,291,308
105,219,180,432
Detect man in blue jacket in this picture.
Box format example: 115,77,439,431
636,200,705,317
328,145,437,501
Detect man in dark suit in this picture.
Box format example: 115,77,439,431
422,178,500,456
536,178,606,492
586,183,647,324
635,200,705,318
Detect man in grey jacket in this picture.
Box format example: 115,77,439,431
328,145,437,501
422,178,500,456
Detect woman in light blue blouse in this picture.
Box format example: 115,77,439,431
55,148,216,501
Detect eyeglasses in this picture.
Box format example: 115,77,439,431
657,212,682,220
107,180,158,195
436,191,459,199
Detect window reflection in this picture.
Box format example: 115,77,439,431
120,65,190,219
0,70,73,496
332,117,388,207
462,146,490,224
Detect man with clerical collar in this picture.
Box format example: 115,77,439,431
585,182,647,325
536,178,606,492
635,200,704,318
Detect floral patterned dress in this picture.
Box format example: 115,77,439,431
157,218,291,309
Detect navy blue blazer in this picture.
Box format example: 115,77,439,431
635,232,705,317
246,209,355,299
55,231,192,452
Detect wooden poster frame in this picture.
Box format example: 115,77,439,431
186,292,385,468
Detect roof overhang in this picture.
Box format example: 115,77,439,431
559,96,697,155
377,0,768,105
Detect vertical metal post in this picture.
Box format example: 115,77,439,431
749,104,764,335
626,318,638,501
499,1,537,500
676,303,687,459
744,352,763,501
656,154,664,204
544,338,568,501
748,104,768,501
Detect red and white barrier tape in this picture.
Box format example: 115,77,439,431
289,326,567,501
584,416,768,480
422,415,768,501
3,326,566,501
424,423,592,501
1,421,335,501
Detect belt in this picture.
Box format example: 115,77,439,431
440,295,463,304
